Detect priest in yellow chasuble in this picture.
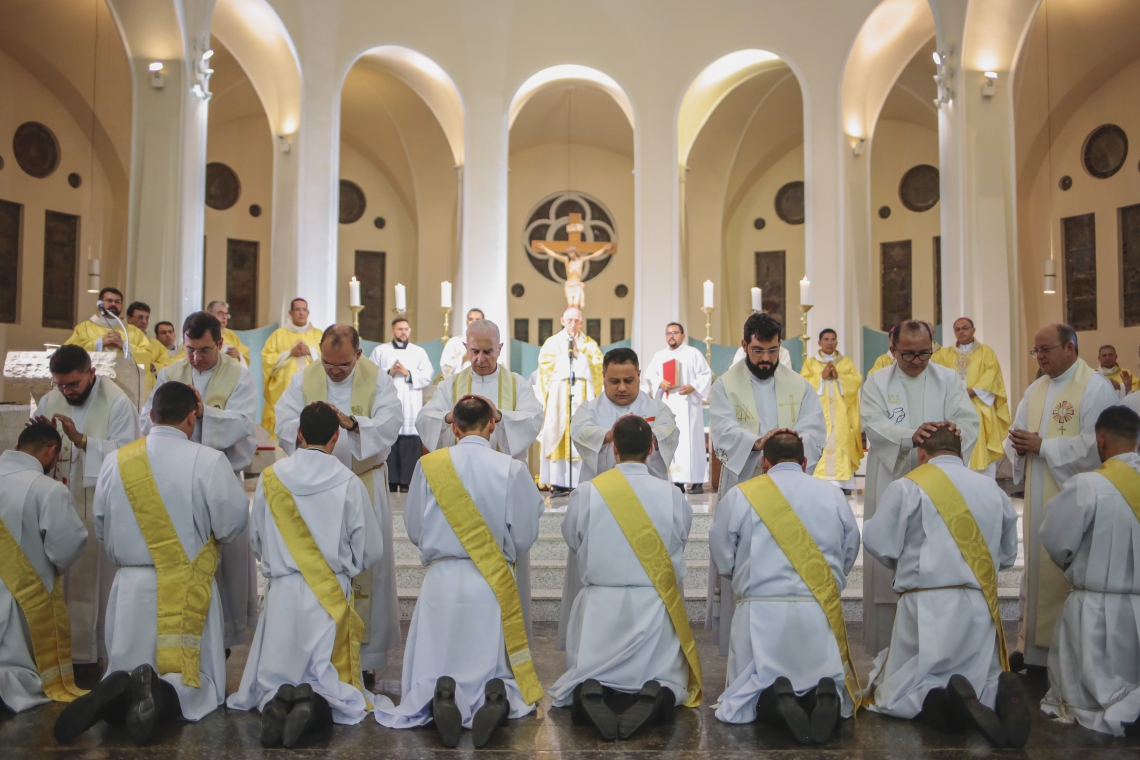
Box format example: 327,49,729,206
260,298,323,437
1095,344,1139,400
933,318,1011,476
207,300,252,367
64,288,151,360
801,328,863,488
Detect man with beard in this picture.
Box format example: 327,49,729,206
63,288,151,360
30,345,140,671
643,323,712,493
369,317,435,492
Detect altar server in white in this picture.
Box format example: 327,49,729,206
551,416,699,741
863,424,1026,747
0,423,88,713
275,325,403,674
643,323,712,492
1040,405,1140,736
711,432,860,744
229,402,384,747
32,344,139,667
439,308,485,379
1003,324,1117,669
860,320,979,655
55,382,248,746
141,312,259,648
369,316,434,491
376,396,544,749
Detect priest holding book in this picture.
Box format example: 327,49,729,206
643,323,712,493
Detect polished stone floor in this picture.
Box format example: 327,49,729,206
3,620,1138,758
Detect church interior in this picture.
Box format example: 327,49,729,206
2,0,1140,757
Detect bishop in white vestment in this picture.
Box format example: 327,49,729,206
369,319,435,489
643,323,712,488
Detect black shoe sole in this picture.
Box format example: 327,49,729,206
260,684,296,748
581,680,619,741
617,681,665,740
125,664,162,746
810,678,839,744
53,670,131,743
283,684,319,749
772,678,813,745
472,679,509,748
432,676,462,748
947,674,1007,747
996,672,1031,748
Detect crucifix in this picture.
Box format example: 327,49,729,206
531,212,616,309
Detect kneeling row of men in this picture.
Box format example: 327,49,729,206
5,383,1140,748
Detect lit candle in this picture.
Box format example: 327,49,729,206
751,287,763,312
800,276,812,307
703,280,714,309
395,283,406,311
349,276,361,308
441,281,452,309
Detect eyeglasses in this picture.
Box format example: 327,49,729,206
665,330,683,336
1029,344,1065,357
322,360,355,371
898,350,933,362
185,345,217,357
51,379,87,392
748,347,782,358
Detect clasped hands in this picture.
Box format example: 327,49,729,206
657,379,696,396
290,341,312,358
1007,427,1042,456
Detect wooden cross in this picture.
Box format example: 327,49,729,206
779,394,801,419
530,212,616,258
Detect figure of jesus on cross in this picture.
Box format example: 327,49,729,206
531,212,615,309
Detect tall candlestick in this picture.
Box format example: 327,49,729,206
441,281,452,309
799,276,812,307
394,283,407,312
349,276,361,308
703,280,714,309
751,287,763,312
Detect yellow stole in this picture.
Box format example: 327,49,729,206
904,464,1009,670
1096,459,1140,521
452,367,517,411
0,516,87,702
591,468,703,707
117,438,218,688
418,448,544,705
166,352,242,409
737,474,861,710
261,466,371,707
721,359,806,435
1025,359,1094,646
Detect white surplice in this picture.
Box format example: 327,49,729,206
36,377,140,664
228,448,386,724
275,364,403,670
549,463,693,706
1039,452,1140,736
369,342,435,436
863,456,1018,718
375,437,544,729
141,362,259,648
570,391,679,484
93,426,249,721
0,451,87,713
643,345,712,484
711,462,860,723
438,335,469,379
860,362,980,655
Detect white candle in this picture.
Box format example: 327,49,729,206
441,281,452,309
751,287,763,312
395,283,406,311
703,280,714,309
349,276,361,308
800,276,812,307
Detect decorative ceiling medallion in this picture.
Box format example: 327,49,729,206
339,180,366,224
774,181,804,225
1082,124,1128,179
899,164,940,212
205,162,240,210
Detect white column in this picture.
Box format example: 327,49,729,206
268,140,300,327
842,140,873,369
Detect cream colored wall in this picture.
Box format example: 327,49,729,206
203,114,274,326
507,143,634,344
869,119,941,331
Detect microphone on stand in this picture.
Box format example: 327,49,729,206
97,301,133,361
566,333,576,492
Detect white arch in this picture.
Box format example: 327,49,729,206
508,64,635,132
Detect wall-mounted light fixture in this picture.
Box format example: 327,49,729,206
982,71,998,98
149,61,165,89
933,47,955,108
190,46,214,101
277,134,292,154
852,138,866,157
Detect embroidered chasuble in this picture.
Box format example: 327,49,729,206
801,352,863,481
932,343,1011,471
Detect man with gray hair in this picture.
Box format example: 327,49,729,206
205,300,250,366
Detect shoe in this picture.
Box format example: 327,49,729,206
260,684,296,748
674,482,685,491
54,670,132,742
431,676,462,748
809,678,839,744
996,672,1031,748
282,684,332,749
917,687,962,734
550,486,571,497
472,679,510,748
947,674,1007,747
580,679,619,741
617,681,674,740
688,484,704,495
125,664,181,746
363,671,376,691
757,677,812,744
1008,651,1025,673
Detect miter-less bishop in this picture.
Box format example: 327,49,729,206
550,416,699,741
32,345,139,667
643,322,712,492
55,382,249,745
438,308,485,379
860,320,979,655
932,317,1011,476
261,298,323,437
1003,324,1117,669
63,287,151,360
206,300,251,367
141,312,259,648
706,313,826,654
711,432,859,745
1095,344,1139,400
275,325,403,673
369,317,434,491
1040,405,1140,736
537,307,604,494
800,328,863,489
376,396,545,748
229,402,384,748
0,423,88,713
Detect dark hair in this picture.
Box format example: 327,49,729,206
155,321,175,333
299,401,340,446
955,317,975,328
453,395,494,433
603,347,640,371
321,324,360,350
182,311,222,342
98,287,123,301
1056,323,1078,351
919,424,962,456
1095,406,1140,443
743,312,783,344
467,308,484,318
49,344,91,376
126,301,150,317
612,415,652,461
818,328,837,341
151,381,199,425
763,432,804,465
667,322,685,335
391,317,409,328
1099,344,1116,353
18,421,62,452
891,320,933,347
290,298,308,311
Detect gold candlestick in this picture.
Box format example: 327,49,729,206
349,304,364,332
701,306,714,367
441,306,452,342
800,303,813,365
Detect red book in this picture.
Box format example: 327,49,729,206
662,359,678,393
